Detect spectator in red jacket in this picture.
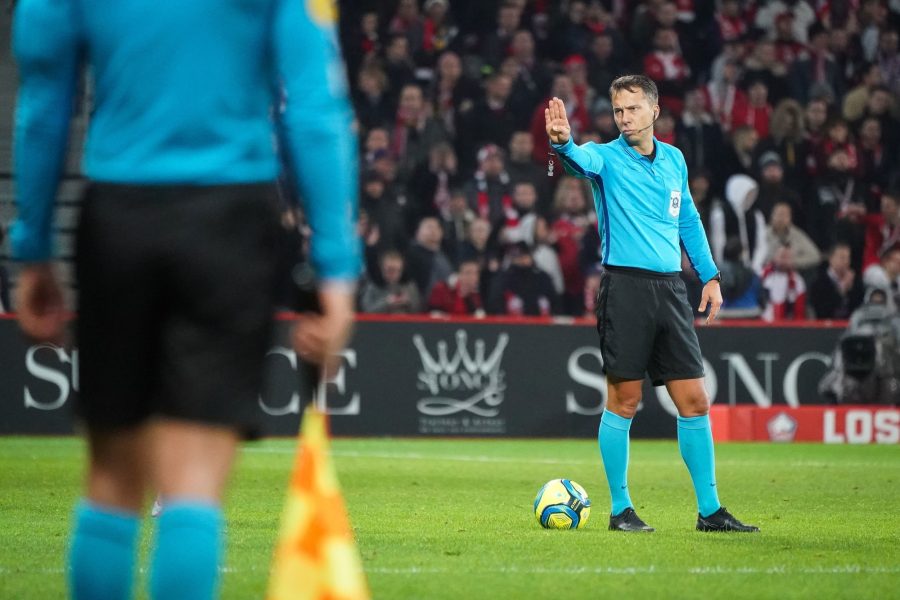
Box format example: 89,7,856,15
427,259,484,316
863,190,900,270
714,0,749,45
563,54,596,125
643,27,690,114
732,79,773,139
551,176,592,315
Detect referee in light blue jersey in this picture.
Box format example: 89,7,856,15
546,75,758,534
11,1,359,598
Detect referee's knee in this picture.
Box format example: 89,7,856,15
606,392,642,419
677,393,710,417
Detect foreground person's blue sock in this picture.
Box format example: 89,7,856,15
69,500,139,600
149,502,223,600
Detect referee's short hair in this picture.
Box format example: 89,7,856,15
609,75,659,106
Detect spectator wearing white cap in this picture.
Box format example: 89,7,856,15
723,174,768,274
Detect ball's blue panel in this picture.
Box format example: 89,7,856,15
540,505,580,529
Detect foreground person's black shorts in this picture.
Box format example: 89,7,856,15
595,266,705,386
75,181,281,438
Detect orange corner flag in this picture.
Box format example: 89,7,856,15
267,406,370,600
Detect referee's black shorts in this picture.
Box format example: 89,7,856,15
74,181,282,438
595,266,704,386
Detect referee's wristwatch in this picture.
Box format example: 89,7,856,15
708,272,722,283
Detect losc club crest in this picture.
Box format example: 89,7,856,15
413,330,509,434
767,412,798,442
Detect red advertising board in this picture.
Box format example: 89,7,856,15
710,405,900,444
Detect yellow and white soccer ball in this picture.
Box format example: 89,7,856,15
533,479,591,529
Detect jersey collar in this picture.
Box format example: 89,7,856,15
616,134,666,162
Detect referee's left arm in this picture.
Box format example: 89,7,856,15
10,0,82,262
270,0,360,285
271,0,360,372
10,0,81,342
676,156,718,284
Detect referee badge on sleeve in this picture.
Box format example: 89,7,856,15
669,190,681,218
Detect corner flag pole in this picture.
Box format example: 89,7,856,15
266,357,370,600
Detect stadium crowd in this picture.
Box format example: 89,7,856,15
293,0,898,322
1,1,898,321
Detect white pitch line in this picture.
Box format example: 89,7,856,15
244,448,597,466
3,565,897,577
242,447,900,470
368,565,900,576
0,566,253,575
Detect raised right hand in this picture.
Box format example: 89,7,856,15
544,97,571,145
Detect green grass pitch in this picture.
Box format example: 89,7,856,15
0,437,898,599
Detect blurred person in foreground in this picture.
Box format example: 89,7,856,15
547,75,758,533
11,1,358,599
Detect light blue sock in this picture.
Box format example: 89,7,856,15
677,414,722,518
149,502,223,600
599,410,634,516
69,500,140,600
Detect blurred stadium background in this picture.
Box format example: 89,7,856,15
1,2,899,599
2,0,899,438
